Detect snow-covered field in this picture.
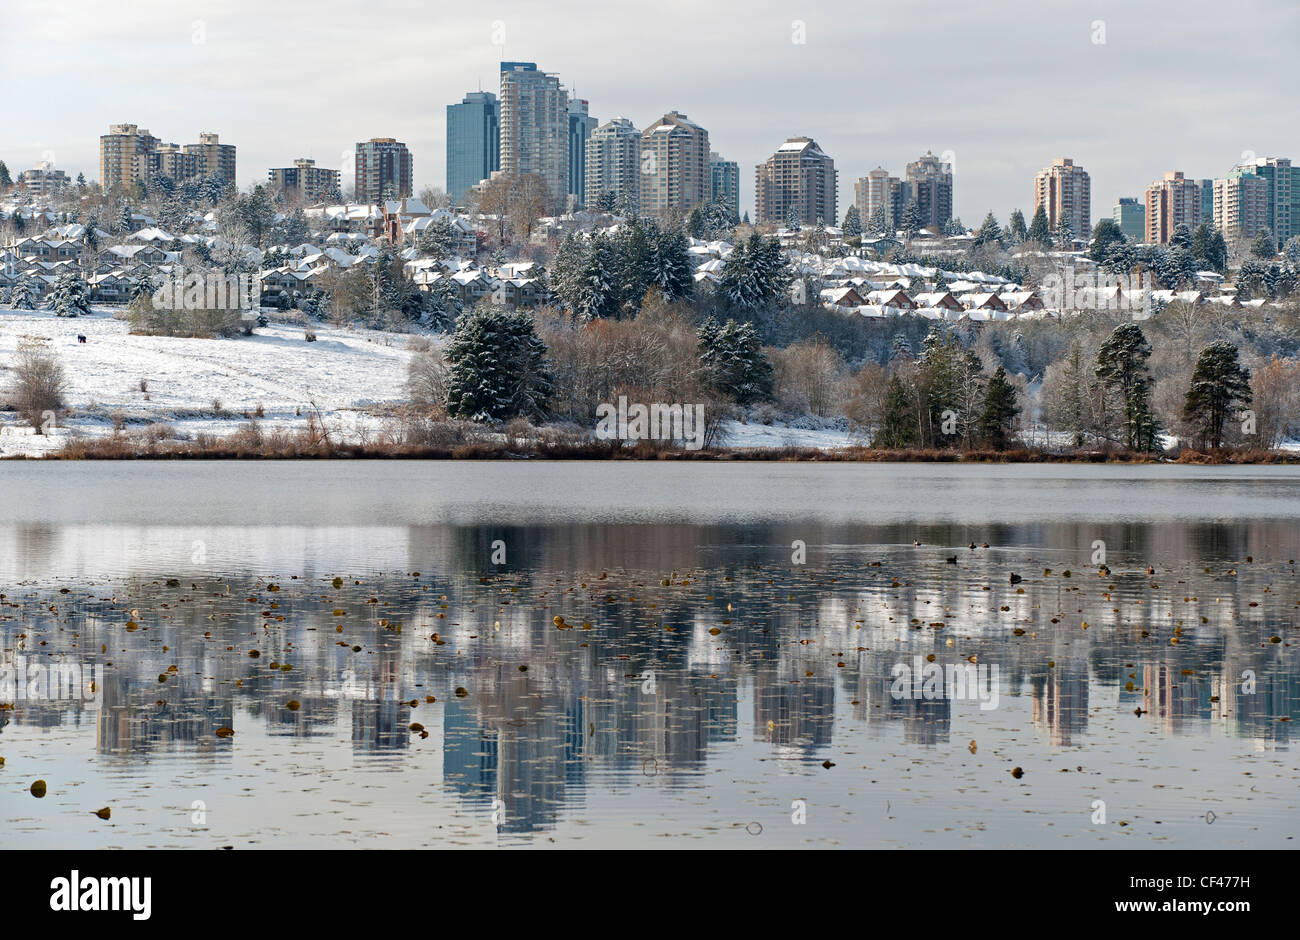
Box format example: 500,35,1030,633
0,307,417,456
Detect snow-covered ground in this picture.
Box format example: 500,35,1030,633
0,307,417,456
720,418,855,450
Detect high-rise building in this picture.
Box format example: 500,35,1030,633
1196,179,1215,228
854,168,904,232
1241,157,1296,242
17,162,69,197
355,138,412,202
904,151,953,229
183,133,236,183
585,118,641,210
567,99,596,208
269,158,341,203
100,123,160,192
640,111,710,219
1033,157,1091,241
446,91,499,205
499,61,569,213
755,137,836,227
1213,168,1269,241
710,152,740,221
155,143,198,182
1144,170,1201,244
1112,197,1145,241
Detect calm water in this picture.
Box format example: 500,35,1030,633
1,462,1298,848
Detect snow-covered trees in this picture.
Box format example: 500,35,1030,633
718,232,790,312
971,212,1003,248
698,317,773,405
900,202,922,242
48,273,90,317
1095,323,1160,451
1025,204,1050,245
1008,209,1028,244
688,202,737,241
9,274,42,310
551,222,694,319
445,307,553,422
842,205,862,239
416,218,460,259
1088,218,1126,262
1182,342,1252,450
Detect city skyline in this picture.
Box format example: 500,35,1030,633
3,0,1298,225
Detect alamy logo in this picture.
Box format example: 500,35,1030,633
0,654,102,707
890,656,1000,710
595,395,705,450
49,871,151,920
152,266,258,311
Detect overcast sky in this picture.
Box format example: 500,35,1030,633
4,0,1297,225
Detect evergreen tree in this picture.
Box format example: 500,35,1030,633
785,206,801,233
115,202,133,234
719,232,790,312
48,272,90,317
842,205,862,239
972,212,1002,248
698,317,774,405
0,161,12,188
901,202,922,242
867,203,889,237
977,365,1020,450
1025,204,1050,245
9,274,42,309
1182,341,1252,449
1251,229,1275,259
76,172,87,190
445,307,553,422
1008,209,1028,244
1170,222,1193,251
1088,218,1126,262
874,374,916,448
889,332,913,361
1095,323,1160,451
943,216,966,237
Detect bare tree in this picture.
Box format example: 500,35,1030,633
6,338,69,432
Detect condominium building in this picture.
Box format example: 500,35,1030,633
904,151,953,228
755,137,837,227
1033,157,1091,240
155,143,198,181
710,152,740,220
499,61,569,213
99,123,160,192
1213,168,1269,240
183,133,236,183
446,91,499,205
854,168,904,231
1144,170,1202,244
1112,197,1145,241
584,118,641,210
269,158,341,203
17,162,68,196
640,112,711,219
1241,157,1297,242
567,99,596,208
354,138,413,202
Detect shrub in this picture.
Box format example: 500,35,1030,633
5,339,68,432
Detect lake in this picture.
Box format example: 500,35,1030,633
1,462,1297,848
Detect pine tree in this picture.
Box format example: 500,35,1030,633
10,274,42,310
889,332,913,361
972,212,1002,248
698,317,773,405
785,206,801,233
1008,209,1027,244
977,366,1020,450
1088,218,1126,262
1251,229,1275,259
1026,204,1050,245
842,205,862,239
1095,323,1160,451
48,273,90,317
1182,342,1252,449
874,374,916,448
0,161,12,188
719,233,790,312
867,203,889,237
901,202,922,243
445,307,553,422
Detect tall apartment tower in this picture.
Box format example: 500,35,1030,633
904,151,953,228
155,143,198,182
100,123,160,192
269,158,341,203
446,91,500,205
183,133,236,183
1213,168,1269,240
1033,157,1091,241
1112,197,1146,241
567,99,596,208
1143,170,1201,244
755,137,837,227
585,118,642,210
640,111,710,219
499,61,569,214
1241,157,1297,242
355,138,413,202
710,152,740,221
854,168,904,231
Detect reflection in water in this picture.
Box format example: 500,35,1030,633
2,518,1296,846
